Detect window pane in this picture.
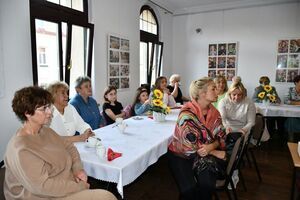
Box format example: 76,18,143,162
35,19,60,86
69,25,89,97
139,9,157,35
72,0,83,12
60,0,72,8
139,42,147,85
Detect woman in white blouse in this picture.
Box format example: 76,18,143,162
218,78,256,189
47,81,94,142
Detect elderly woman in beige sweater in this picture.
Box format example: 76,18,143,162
4,86,116,200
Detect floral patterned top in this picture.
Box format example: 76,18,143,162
168,100,226,158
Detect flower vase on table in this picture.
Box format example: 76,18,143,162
258,85,277,106
262,99,270,106
150,89,171,122
153,111,166,122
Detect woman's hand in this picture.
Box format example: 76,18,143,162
239,128,247,135
226,127,233,134
80,129,94,141
197,144,211,157
74,169,88,183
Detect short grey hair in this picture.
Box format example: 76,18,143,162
74,76,91,89
169,74,181,83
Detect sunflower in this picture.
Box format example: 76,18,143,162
258,92,265,99
153,89,163,99
268,94,276,102
153,99,163,107
263,85,272,93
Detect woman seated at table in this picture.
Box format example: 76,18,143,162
4,86,116,200
212,75,228,109
219,78,256,188
152,76,176,107
132,86,150,116
102,85,125,125
252,76,281,103
168,77,227,200
47,81,94,142
167,74,190,105
284,75,300,135
69,76,102,130
252,76,285,137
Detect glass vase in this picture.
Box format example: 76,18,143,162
153,111,166,122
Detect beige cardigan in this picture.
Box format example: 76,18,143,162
4,126,86,200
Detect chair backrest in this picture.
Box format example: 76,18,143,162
0,161,5,200
123,104,133,119
100,111,107,127
226,135,244,178
251,113,265,146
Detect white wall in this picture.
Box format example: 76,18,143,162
0,0,173,160
172,2,300,100
0,0,32,160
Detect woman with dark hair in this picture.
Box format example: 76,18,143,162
4,86,116,200
69,76,102,130
102,85,125,125
152,76,176,107
132,87,150,116
168,77,227,200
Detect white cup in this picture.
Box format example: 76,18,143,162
86,136,100,148
118,122,127,134
115,118,123,125
96,144,106,159
176,103,181,107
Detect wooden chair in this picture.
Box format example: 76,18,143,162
215,133,245,200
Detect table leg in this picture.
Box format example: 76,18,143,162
291,167,296,200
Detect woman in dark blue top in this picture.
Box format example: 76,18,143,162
69,76,102,130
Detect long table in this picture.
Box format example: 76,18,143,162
74,109,180,198
255,103,300,118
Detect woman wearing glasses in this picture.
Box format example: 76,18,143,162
4,86,116,200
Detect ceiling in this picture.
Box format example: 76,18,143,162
148,0,295,15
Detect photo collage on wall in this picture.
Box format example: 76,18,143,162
276,39,300,82
108,34,130,89
208,42,238,81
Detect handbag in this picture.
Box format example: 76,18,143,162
193,155,226,179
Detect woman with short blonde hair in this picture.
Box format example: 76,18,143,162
169,77,226,200
47,81,93,143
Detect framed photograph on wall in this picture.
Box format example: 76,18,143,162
208,42,238,81
276,38,300,82
108,34,130,89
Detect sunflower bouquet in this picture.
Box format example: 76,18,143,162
150,89,171,115
257,85,277,103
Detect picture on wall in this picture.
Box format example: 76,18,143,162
208,42,238,81
276,39,300,82
108,34,130,89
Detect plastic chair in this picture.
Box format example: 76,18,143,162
215,133,245,200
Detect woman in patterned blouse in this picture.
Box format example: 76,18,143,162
168,77,226,200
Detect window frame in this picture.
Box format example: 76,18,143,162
29,0,94,85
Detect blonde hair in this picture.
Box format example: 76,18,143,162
214,75,228,92
189,77,213,101
169,74,180,83
227,79,247,100
47,81,69,102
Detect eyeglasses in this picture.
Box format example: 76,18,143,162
35,104,53,112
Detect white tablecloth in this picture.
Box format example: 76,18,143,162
255,103,300,118
74,109,180,198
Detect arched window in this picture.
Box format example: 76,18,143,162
139,6,163,87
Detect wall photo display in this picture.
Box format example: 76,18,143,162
108,34,130,89
208,42,238,81
276,39,300,82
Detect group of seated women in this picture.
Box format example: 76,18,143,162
4,72,300,200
